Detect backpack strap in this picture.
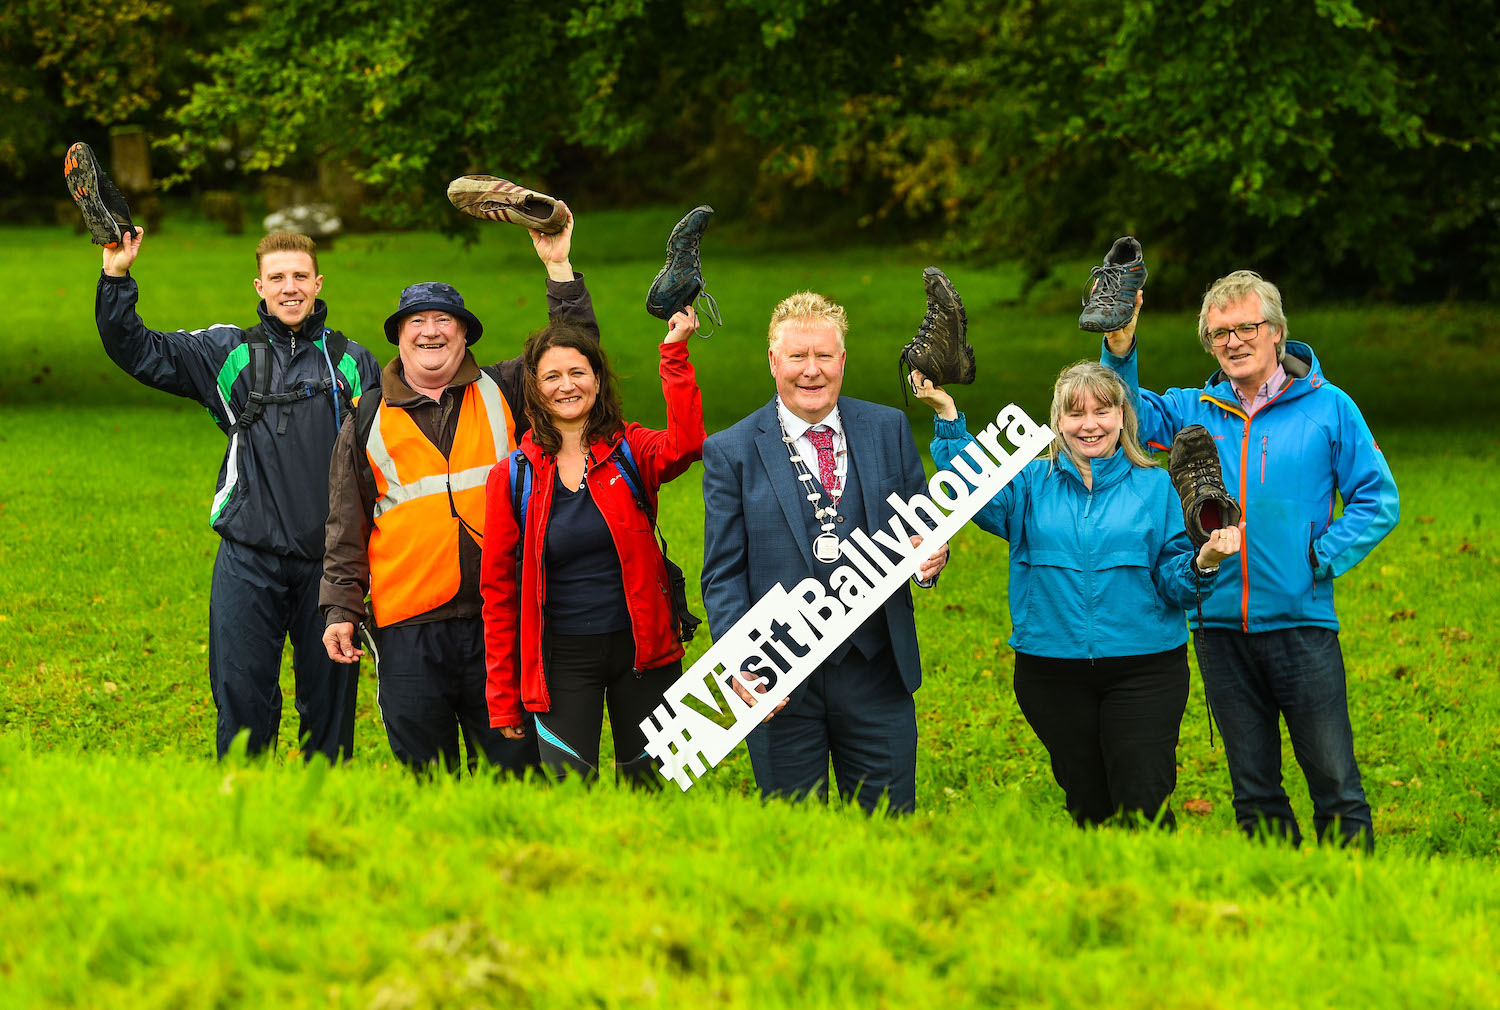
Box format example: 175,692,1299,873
508,449,532,566
226,325,272,436
610,438,654,525
226,326,354,436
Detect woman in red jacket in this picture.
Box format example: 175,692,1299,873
481,308,704,784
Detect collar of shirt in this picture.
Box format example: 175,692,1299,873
775,397,848,491
1234,363,1288,414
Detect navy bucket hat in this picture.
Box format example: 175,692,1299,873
383,281,484,345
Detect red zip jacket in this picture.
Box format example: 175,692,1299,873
480,340,705,728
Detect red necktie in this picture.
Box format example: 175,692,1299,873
807,426,839,492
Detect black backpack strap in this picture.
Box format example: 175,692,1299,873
226,325,271,436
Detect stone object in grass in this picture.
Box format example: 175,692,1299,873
263,203,341,247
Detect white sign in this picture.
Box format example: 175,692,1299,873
641,404,1053,790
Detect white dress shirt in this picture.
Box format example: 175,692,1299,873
775,398,849,495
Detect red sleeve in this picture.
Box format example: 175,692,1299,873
627,340,706,498
480,460,525,728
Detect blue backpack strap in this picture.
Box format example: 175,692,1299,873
508,448,531,553
610,437,654,524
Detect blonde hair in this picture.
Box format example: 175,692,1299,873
767,291,848,350
1048,361,1156,470
255,232,320,276
1197,270,1287,361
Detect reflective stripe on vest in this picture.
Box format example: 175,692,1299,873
364,372,516,626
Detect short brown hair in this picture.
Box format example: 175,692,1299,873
522,322,626,455
255,232,320,275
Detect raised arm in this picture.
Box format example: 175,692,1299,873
625,308,707,495
95,229,233,411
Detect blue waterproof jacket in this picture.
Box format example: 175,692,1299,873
932,414,1216,660
1101,339,1399,633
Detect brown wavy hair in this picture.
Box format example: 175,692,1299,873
522,322,626,454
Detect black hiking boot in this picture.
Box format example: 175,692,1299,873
1078,236,1147,333
645,205,721,331
64,142,139,247
900,266,975,400
1168,424,1241,548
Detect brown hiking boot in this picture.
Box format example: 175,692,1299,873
1167,425,1241,548
446,175,567,234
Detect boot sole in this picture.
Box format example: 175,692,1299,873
64,143,134,248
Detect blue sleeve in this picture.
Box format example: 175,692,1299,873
1101,337,1190,450
1313,390,1400,580
700,435,752,639
1149,476,1219,611
928,411,1021,542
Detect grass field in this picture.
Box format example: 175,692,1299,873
3,211,1498,1006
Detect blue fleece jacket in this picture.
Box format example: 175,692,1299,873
932,414,1218,660
1101,338,1399,633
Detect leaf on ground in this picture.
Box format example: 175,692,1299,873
1417,515,1435,523
1184,798,1213,815
1389,608,1416,622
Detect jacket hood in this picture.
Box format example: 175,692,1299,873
256,297,329,343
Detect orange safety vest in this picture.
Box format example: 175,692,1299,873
364,372,516,626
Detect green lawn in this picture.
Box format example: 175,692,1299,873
2,211,1498,1005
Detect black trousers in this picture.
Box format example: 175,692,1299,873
374,617,538,776
536,629,681,785
1012,645,1189,828
745,644,917,815
208,539,357,762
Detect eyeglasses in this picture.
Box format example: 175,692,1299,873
1207,320,1270,347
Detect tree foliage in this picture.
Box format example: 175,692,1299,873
0,0,232,191
11,0,1496,296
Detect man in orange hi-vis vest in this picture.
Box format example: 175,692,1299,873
320,205,596,774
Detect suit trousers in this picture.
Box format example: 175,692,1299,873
745,644,917,814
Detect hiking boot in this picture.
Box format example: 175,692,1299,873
900,266,975,399
1168,424,1241,548
1078,235,1147,333
446,175,567,234
63,142,139,248
645,205,722,330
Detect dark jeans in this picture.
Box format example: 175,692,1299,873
537,629,681,786
745,644,917,815
209,539,357,762
1195,626,1373,851
1013,646,1189,829
374,617,538,777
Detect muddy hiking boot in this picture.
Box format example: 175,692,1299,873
446,175,568,234
645,205,722,333
64,142,139,248
1168,424,1241,548
1078,235,1147,333
900,266,975,402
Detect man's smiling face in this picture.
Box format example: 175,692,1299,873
253,251,323,330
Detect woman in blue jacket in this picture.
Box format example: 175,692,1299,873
913,361,1240,828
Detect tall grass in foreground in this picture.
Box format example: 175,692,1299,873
1,740,1496,1009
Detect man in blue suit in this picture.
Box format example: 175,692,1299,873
701,291,949,814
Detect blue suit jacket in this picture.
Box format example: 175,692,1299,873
700,396,929,694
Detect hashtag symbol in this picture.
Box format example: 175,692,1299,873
641,700,709,791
